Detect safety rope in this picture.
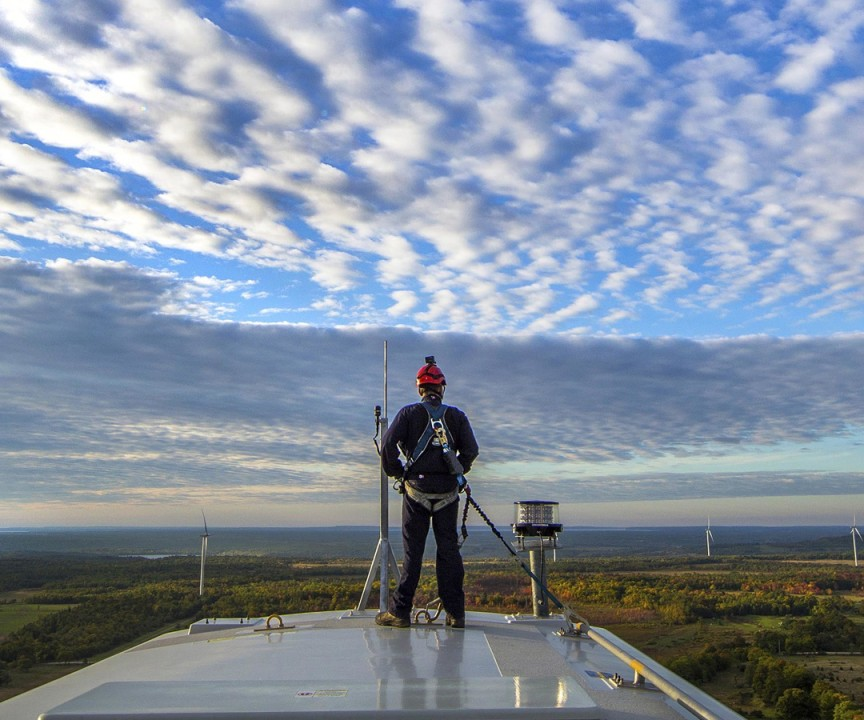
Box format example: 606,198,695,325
459,488,471,545
460,485,590,632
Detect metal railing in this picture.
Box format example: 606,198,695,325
582,625,747,720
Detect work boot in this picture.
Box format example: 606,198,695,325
375,611,410,628
445,614,465,629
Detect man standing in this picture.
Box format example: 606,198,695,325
376,357,479,629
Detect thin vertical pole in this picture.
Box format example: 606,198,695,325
380,341,388,543
356,340,400,613
529,544,549,617
378,341,390,611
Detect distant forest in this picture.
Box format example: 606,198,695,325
0,524,857,558
2,549,864,719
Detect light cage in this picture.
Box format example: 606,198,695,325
512,500,563,538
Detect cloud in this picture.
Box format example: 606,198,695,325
387,290,418,317
2,258,864,526
776,36,837,93
616,0,690,44
521,0,583,47
309,249,361,291
1,0,863,341
0,72,110,148
525,294,599,334
774,1,864,93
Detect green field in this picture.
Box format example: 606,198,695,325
0,592,75,637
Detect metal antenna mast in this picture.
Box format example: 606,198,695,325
356,340,400,612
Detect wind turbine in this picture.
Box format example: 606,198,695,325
851,516,862,568
705,518,715,558
199,511,210,596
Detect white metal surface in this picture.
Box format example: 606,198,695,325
38,677,594,720
0,610,746,720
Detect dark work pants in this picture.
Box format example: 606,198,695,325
390,493,465,620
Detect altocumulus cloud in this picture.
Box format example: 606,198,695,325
1,1,863,336
2,258,863,524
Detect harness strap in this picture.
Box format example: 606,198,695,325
404,484,459,513
404,403,451,472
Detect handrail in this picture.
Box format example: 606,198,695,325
582,625,747,720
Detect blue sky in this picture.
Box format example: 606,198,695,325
1,0,863,529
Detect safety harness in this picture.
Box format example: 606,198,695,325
398,403,462,514
404,485,459,513
406,403,451,469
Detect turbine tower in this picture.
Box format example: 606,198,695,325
199,511,210,596
851,516,862,568
705,518,714,558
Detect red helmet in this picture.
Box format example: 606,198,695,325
416,357,446,386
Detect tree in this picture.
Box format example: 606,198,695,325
812,679,847,720
833,700,864,720
775,688,818,720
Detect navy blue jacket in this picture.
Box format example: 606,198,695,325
381,396,479,493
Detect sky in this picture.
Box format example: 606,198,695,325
1,0,864,531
